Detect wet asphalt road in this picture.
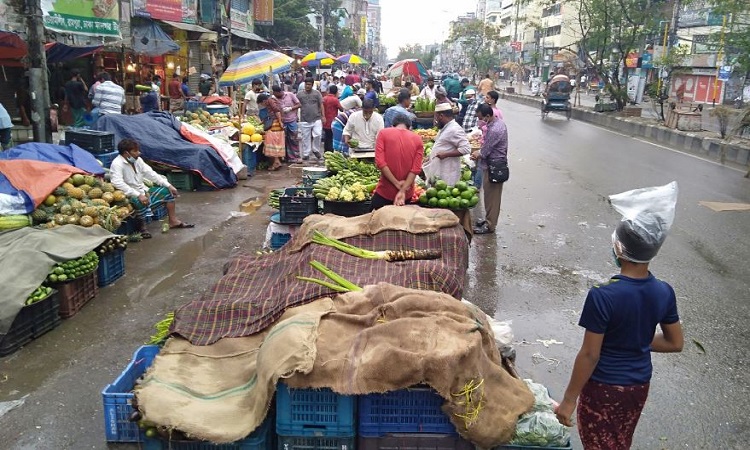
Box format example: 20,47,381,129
0,99,748,449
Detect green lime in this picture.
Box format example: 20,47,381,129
462,171,472,181
460,190,473,200
426,187,438,198
460,198,470,209
58,274,68,282
145,428,158,438
49,274,58,283
455,181,468,191
469,195,479,207
449,198,461,209
451,188,460,197
419,194,428,205
434,180,448,191
437,198,449,208
436,190,448,199
428,197,439,207
467,186,478,196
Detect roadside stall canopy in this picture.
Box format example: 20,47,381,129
94,111,238,189
132,19,180,56
44,42,103,64
0,30,28,67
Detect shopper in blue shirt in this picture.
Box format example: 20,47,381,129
364,80,379,108
0,103,12,150
556,200,684,448
382,89,416,128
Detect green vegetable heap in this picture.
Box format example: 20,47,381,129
25,286,53,305
46,251,99,283
419,175,478,210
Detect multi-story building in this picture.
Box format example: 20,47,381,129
438,12,476,73
366,0,385,67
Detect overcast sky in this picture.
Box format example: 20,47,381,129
379,0,478,60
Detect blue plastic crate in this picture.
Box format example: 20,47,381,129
146,202,169,224
143,416,274,450
186,100,206,112
97,249,125,287
101,345,160,442
115,215,138,236
96,150,120,168
358,387,456,437
242,144,258,177
207,105,230,115
277,435,355,450
270,232,291,250
276,384,356,437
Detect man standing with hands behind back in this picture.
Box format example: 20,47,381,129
371,115,424,209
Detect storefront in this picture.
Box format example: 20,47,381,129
671,69,725,104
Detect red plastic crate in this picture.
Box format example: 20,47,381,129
51,271,99,319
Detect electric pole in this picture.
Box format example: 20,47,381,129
26,0,51,143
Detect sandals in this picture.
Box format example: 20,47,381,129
268,164,282,171
172,222,195,229
140,230,152,239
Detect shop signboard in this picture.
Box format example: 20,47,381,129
641,52,653,69
678,1,724,27
718,66,731,81
254,0,273,26
132,0,197,24
625,52,639,68
42,0,121,37
231,0,252,32
360,16,367,46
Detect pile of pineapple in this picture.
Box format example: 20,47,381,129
31,174,133,232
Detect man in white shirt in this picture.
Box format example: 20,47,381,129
109,138,193,238
425,102,471,186
243,78,264,119
343,99,384,150
419,76,438,100
341,89,364,110
92,72,125,116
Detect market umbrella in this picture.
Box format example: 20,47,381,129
219,50,293,87
336,53,368,65
301,51,335,67
385,59,429,83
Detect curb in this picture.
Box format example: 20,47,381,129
500,92,750,168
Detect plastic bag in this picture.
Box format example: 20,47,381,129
511,411,570,447
608,181,678,263
523,379,555,413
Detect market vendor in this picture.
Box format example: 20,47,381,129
372,114,424,209
383,89,416,128
427,103,471,186
110,138,194,239
343,99,384,151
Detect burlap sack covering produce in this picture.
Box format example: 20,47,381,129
136,298,335,444
137,284,533,446
287,205,459,252
285,283,534,448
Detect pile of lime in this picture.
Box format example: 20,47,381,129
418,179,479,210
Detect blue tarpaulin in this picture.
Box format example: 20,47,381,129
44,42,103,64
0,143,105,176
132,18,180,56
94,111,238,189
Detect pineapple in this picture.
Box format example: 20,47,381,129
53,214,66,225
116,207,130,219
83,175,96,187
71,174,85,186
79,215,95,227
92,199,109,207
102,192,114,204
112,190,126,202
54,187,67,197
88,187,103,199
31,209,48,223
68,187,85,200
101,182,115,193
67,214,80,225
60,204,73,215
70,200,84,210
83,206,99,217
79,184,92,194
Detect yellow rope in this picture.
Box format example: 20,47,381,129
451,378,485,429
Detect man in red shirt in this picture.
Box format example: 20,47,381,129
168,73,186,113
323,85,343,152
372,114,424,209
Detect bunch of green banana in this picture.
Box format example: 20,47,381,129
268,189,284,209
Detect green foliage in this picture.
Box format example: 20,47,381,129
447,19,507,74
708,0,750,76
396,44,437,69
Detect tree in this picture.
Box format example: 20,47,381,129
447,19,506,75
395,44,437,69
567,0,666,109
255,0,318,49
708,0,750,84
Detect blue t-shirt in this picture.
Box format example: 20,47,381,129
140,92,159,113
579,273,679,386
365,90,379,108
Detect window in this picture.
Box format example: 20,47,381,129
542,3,562,17
544,25,561,37
692,34,715,53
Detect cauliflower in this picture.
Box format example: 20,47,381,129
340,189,354,202
326,187,341,201
355,191,366,202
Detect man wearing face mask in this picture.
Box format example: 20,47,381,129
110,138,193,239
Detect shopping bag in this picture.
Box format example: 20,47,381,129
263,129,286,157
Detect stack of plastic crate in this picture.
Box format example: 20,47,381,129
357,386,473,450
275,382,356,450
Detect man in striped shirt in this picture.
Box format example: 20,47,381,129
92,72,125,116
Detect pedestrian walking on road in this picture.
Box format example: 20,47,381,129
272,85,301,163
323,85,343,152
297,77,325,161
471,104,508,235
555,185,683,448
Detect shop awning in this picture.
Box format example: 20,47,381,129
0,30,28,67
230,29,269,43
132,19,180,56
162,21,217,40
44,42,103,64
